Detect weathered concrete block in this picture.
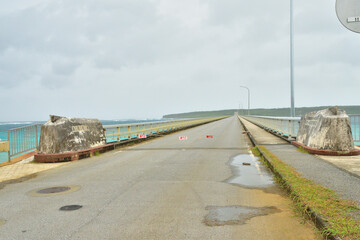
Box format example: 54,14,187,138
296,107,354,151
38,115,106,154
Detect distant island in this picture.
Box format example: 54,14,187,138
163,105,360,118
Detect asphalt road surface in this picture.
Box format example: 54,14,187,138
0,116,319,240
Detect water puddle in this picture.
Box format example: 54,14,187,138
226,153,274,189
203,205,280,226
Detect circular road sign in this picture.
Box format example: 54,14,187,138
336,0,360,33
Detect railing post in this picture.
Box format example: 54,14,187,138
35,125,39,150
104,128,107,143
128,126,131,139
136,125,139,137
7,130,10,162
117,127,120,141
288,120,291,139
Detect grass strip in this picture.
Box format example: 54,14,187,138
296,146,309,154
254,146,360,240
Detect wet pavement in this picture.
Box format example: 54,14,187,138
204,205,281,226
201,150,289,229
226,153,274,189
0,116,320,240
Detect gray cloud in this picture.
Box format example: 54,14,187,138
51,60,79,76
0,0,359,121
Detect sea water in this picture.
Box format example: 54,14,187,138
0,121,44,164
0,119,166,164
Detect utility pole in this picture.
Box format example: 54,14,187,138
240,86,250,115
290,0,295,117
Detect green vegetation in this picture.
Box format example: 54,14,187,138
251,147,261,157
94,151,100,156
296,146,309,154
257,145,360,240
163,105,360,118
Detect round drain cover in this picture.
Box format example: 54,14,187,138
60,205,83,211
27,185,81,197
37,186,71,194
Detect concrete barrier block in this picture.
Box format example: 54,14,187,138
296,107,355,151
38,115,106,154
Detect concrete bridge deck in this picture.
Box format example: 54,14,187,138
0,116,318,240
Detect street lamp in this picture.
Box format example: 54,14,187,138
290,0,295,117
240,86,250,115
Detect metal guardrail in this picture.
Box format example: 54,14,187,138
242,115,360,144
1,117,227,163
350,115,360,143
103,117,227,143
242,116,300,139
6,124,41,161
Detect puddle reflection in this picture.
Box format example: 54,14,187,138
204,205,280,226
226,153,274,188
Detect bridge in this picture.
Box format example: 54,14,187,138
0,115,360,239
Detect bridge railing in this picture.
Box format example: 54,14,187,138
103,116,227,143
0,117,227,163
242,116,301,139
242,115,360,144
6,124,41,161
350,115,360,144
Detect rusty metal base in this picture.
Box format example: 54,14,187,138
34,144,115,163
292,141,360,156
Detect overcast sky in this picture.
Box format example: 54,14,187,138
1,0,360,121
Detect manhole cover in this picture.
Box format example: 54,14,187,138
37,186,71,194
27,185,80,197
60,205,83,211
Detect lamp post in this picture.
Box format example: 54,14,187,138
290,0,295,117
240,86,250,115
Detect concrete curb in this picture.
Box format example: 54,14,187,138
238,117,341,240
241,118,294,143
0,151,37,168
292,141,360,156
34,144,115,163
